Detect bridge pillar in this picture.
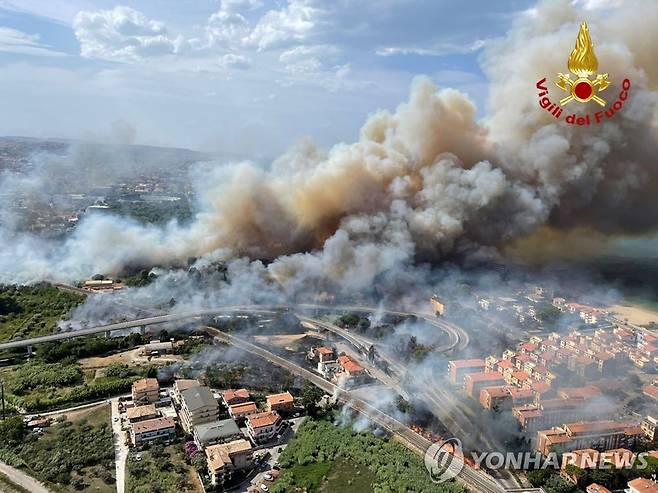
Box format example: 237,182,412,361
105,330,111,339
27,345,33,357
140,326,146,335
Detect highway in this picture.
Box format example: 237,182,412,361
205,326,504,493
0,304,466,352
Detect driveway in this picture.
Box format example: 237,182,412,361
0,461,52,493
111,398,129,493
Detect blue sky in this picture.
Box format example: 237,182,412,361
0,0,535,157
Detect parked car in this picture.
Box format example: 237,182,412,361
263,473,273,481
260,484,269,492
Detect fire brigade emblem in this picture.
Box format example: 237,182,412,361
555,22,610,106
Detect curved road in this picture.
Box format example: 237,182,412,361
206,327,503,493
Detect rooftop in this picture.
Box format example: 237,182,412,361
126,404,157,420
132,416,175,434
223,388,251,402
247,411,281,429
181,386,218,412
266,391,294,406
449,359,485,368
206,439,252,471
628,478,658,493
133,378,159,393
194,419,241,442
466,372,506,383
230,401,257,413
174,379,201,393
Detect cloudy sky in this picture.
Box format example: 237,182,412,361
0,0,537,157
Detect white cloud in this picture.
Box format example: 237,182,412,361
0,27,66,57
220,0,264,13
279,44,339,75
376,39,489,57
206,10,250,47
73,6,184,62
218,53,251,69
246,0,320,50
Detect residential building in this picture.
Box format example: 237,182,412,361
246,411,284,444
130,417,176,446
193,419,243,447
180,386,220,432
318,359,341,379
221,389,251,407
228,401,258,420
172,379,201,405
586,484,611,493
448,359,486,385
337,355,366,377
480,386,511,412
464,372,506,398
206,439,253,486
644,385,658,401
628,478,658,493
536,420,644,455
132,378,160,405
126,404,158,423
309,346,336,363
642,415,658,441
266,392,294,413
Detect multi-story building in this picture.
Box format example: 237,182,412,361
172,379,201,405
206,439,253,486
221,389,251,407
464,372,506,398
132,378,160,405
130,417,176,446
536,420,644,455
479,386,511,412
448,359,486,386
642,415,658,441
228,402,258,421
246,411,284,444
126,404,159,423
180,386,220,433
193,418,243,447
266,392,294,413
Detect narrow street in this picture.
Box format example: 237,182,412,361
111,397,128,493
0,461,53,493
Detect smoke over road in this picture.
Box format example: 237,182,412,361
1,0,658,292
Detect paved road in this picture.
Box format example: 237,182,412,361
205,327,504,493
0,461,53,493
110,398,128,493
0,303,466,354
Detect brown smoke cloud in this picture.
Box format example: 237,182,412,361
1,0,657,290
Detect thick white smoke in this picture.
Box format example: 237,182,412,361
1,0,657,293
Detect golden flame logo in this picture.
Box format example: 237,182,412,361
555,22,610,106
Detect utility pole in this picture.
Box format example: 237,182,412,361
1,381,5,420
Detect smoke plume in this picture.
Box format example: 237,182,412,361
1,0,658,293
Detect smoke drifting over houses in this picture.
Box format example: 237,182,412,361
1,0,658,295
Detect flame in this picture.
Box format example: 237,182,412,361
567,22,598,77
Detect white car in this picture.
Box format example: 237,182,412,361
260,484,269,492
263,473,273,481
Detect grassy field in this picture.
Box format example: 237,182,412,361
321,460,375,493
0,472,31,493
0,284,84,342
126,442,202,493
271,417,464,493
2,404,116,493
1,359,144,412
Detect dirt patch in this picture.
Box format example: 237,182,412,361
608,304,658,326
79,347,185,369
